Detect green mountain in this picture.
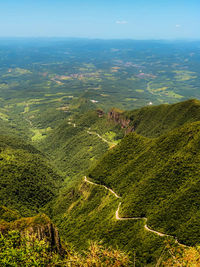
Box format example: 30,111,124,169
119,99,200,138
1,40,200,266
89,100,200,246
2,99,200,265
40,106,123,178
42,99,200,265
0,135,63,216
0,206,131,266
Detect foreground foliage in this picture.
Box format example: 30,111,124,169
0,231,61,266
0,230,131,266
162,244,200,266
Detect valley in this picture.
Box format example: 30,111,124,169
1,39,200,266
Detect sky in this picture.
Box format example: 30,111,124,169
0,0,200,39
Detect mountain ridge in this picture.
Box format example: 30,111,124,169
88,118,200,246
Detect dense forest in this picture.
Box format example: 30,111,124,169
1,39,200,266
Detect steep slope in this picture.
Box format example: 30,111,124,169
44,99,200,265
110,99,200,137
89,121,200,246
46,176,166,266
0,207,63,253
0,135,63,216
0,207,131,266
40,109,122,177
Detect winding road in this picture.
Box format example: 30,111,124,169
23,111,189,247
23,109,189,247
67,120,116,147
84,176,189,247
84,176,120,198
87,130,110,145
67,122,111,143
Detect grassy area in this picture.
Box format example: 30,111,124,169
31,127,52,142
0,112,8,121
173,70,197,81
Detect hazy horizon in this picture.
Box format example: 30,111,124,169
0,37,200,42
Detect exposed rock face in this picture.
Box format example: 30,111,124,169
125,126,135,135
24,214,64,254
108,109,134,135
0,211,64,255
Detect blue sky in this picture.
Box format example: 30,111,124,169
0,0,200,39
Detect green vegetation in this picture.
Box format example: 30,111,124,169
3,97,200,264
89,121,200,246
45,177,166,266
40,108,122,177
0,230,61,266
125,99,200,137
0,208,131,266
162,244,200,266
0,135,63,216
0,230,131,266
1,40,200,265
0,206,20,222
31,127,52,142
173,70,197,81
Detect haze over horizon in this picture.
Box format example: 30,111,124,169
0,0,200,40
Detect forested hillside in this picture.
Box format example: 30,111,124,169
2,99,200,265
88,100,200,246
1,39,200,266
0,135,63,216
89,120,200,245
115,99,200,137
40,107,123,178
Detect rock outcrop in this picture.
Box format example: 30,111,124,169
108,108,134,135
0,209,64,255
21,214,64,254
